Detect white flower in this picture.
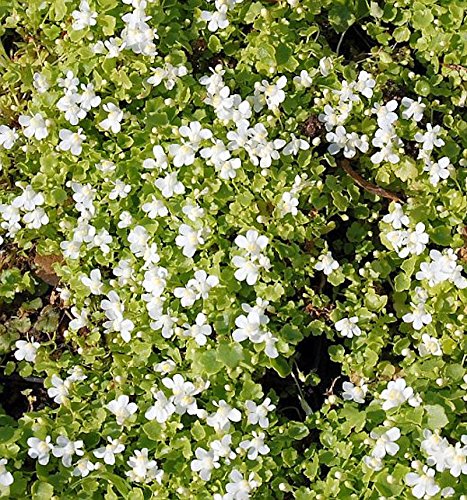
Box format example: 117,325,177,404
0,125,18,149
58,71,79,92
27,436,53,465
421,430,451,471
0,459,13,487
67,366,87,383
81,269,103,295
96,159,116,173
174,270,219,306
145,390,176,423
47,374,71,404
142,197,168,219
154,359,176,374
380,378,414,411
183,313,212,346
278,191,299,217
446,442,467,477
254,76,287,111
319,56,333,76
405,465,440,499
182,203,204,222
363,455,383,471
99,103,123,133
314,251,339,276
93,438,125,465
162,374,200,416
193,270,219,298
235,230,269,257
388,222,429,258
201,6,229,32
233,311,264,343
128,225,150,257
23,207,49,229
58,128,86,156
19,113,49,140
206,400,242,432
335,316,361,338
71,0,97,30
370,427,401,459
106,395,138,425
401,96,425,122
69,307,88,330
382,202,409,229
142,266,168,296
143,145,169,170
57,92,85,125
155,172,185,198
109,180,131,200
245,398,275,428
355,71,375,98
416,248,466,288
179,121,213,148
126,448,163,484
372,100,398,129
14,338,40,362
225,470,258,498
175,224,204,258
155,63,186,90
402,303,432,330
240,431,270,461
210,434,236,461
219,157,241,179
333,80,360,103
418,333,443,356
33,72,49,93
293,70,313,88
424,156,451,186
232,256,261,285
342,380,368,403
191,448,220,480
282,134,310,156
168,143,196,167
326,126,369,158
414,124,445,151
318,103,351,131
72,457,95,477
79,83,101,111
11,185,44,211
52,436,84,467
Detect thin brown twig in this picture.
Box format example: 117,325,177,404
339,159,405,203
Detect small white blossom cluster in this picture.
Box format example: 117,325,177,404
233,298,278,358
400,432,467,498
0,185,49,240
416,248,467,289
56,70,101,130
232,230,271,285
47,367,87,405
201,0,244,33
384,203,429,259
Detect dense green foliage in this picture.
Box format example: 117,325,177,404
0,0,466,498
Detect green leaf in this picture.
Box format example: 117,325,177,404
217,341,244,369
429,226,452,246
31,481,54,500
271,356,291,377
275,44,292,66
425,404,449,429
394,273,411,291
197,350,223,374
142,420,160,441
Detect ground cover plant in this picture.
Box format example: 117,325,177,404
0,0,466,498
